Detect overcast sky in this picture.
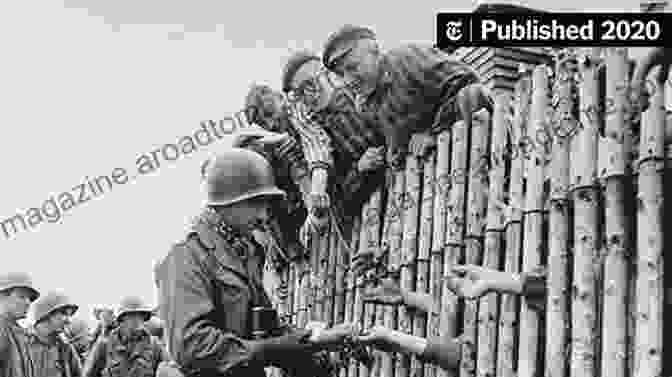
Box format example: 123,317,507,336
0,0,646,326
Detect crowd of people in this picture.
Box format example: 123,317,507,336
2,24,556,377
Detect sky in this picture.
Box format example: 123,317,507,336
0,0,646,327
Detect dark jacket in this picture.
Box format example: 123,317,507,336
0,314,37,377
82,327,168,377
28,330,83,377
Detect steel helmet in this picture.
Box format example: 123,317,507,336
0,272,40,302
201,148,286,207
32,292,78,324
115,296,153,322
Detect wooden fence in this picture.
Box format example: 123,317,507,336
266,47,669,377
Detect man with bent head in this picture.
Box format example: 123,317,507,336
28,291,83,377
0,271,40,377
281,51,386,239
322,25,493,170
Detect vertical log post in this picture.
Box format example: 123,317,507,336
633,64,665,377
518,65,550,377
464,107,491,377
545,49,575,377
445,117,470,377
399,155,422,377
497,71,530,377
428,130,452,377
479,93,507,377
569,49,602,377
598,47,630,377
414,151,436,377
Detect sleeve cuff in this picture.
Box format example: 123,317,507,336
419,337,461,371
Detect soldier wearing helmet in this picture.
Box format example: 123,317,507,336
64,318,92,362
154,148,358,377
28,291,83,377
83,296,169,377
90,307,116,346
0,271,40,377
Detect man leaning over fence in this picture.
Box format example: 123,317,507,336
281,50,387,240
321,25,494,170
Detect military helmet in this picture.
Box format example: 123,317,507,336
0,271,40,302
32,292,78,324
201,148,286,207
115,296,153,322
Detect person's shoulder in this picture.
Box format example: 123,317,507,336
385,43,447,60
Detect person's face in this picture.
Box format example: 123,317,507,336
120,313,146,332
44,308,74,335
334,39,381,98
100,309,114,325
0,288,35,320
289,60,336,111
221,197,273,235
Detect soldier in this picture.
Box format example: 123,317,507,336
83,296,169,377
28,291,83,377
281,51,387,239
90,307,115,346
154,148,358,377
321,25,494,170
0,271,40,377
64,318,92,362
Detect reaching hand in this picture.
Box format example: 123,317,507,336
231,127,289,148
357,147,386,173
309,322,360,351
361,278,404,305
448,265,520,299
408,133,437,158
355,326,396,353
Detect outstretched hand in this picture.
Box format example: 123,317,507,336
448,265,523,299
361,278,404,305
308,322,360,351
231,127,289,148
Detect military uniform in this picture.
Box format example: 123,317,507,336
1,313,37,377
155,149,333,377
0,272,41,377
28,330,82,377
83,326,168,377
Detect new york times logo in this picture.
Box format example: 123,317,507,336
436,13,669,47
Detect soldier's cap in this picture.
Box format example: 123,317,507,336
0,271,40,302
322,25,376,71
281,51,321,93
32,292,79,324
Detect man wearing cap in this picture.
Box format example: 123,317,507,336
83,296,169,377
322,25,493,170
28,291,83,377
154,148,359,377
0,271,40,377
281,51,386,239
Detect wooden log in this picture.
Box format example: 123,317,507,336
428,131,451,377
414,151,435,377
398,155,422,377
478,90,508,377
518,65,550,377
384,171,406,377
569,49,602,377
633,65,665,377
598,47,631,377
355,198,374,377
462,107,491,377
342,217,361,377
497,72,529,377
544,49,575,377
443,118,470,377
